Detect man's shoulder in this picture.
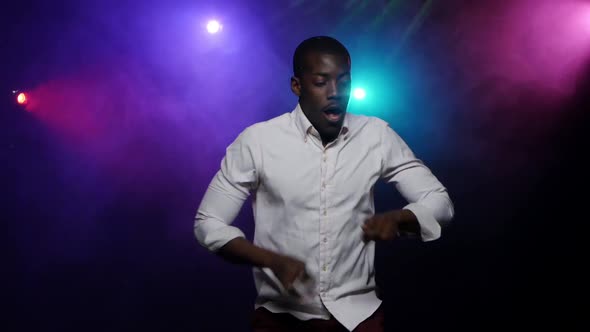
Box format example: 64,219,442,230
347,112,389,131
247,112,291,132
235,112,292,142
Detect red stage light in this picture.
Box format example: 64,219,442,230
17,92,27,105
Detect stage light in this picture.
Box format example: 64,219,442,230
206,20,222,34
16,92,27,105
353,88,366,100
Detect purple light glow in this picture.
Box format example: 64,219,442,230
206,20,222,34
579,1,590,35
453,0,590,102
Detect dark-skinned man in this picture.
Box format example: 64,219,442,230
194,36,454,332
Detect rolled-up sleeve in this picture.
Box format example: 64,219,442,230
194,127,259,251
379,122,454,242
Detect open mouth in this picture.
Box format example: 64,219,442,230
323,106,343,123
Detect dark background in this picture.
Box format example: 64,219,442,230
1,0,585,330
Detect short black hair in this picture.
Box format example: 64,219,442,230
292,36,351,78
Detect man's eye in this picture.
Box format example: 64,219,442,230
314,82,326,86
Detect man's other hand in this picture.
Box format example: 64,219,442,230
268,254,309,293
362,211,401,242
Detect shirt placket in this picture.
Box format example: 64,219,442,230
319,143,334,300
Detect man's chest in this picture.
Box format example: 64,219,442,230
257,139,382,207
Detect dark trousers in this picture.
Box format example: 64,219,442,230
251,305,384,332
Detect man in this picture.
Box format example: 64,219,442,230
194,36,454,332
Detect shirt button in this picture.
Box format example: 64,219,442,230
322,265,327,271
323,237,327,243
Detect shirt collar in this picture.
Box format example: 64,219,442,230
293,103,350,143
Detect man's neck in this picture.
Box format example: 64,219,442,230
320,133,338,147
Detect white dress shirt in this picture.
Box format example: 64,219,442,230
194,104,454,331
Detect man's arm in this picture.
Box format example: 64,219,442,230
362,209,420,241
217,238,308,291
193,128,257,252
194,128,307,290
363,121,454,242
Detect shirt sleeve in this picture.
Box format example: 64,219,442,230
194,127,260,251
378,121,454,241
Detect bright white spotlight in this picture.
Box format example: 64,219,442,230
206,20,222,34
353,88,366,100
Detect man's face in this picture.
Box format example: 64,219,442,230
291,52,351,144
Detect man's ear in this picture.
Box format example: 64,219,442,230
290,76,301,97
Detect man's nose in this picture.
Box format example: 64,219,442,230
327,81,341,100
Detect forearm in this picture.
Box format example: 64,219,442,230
216,237,278,268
